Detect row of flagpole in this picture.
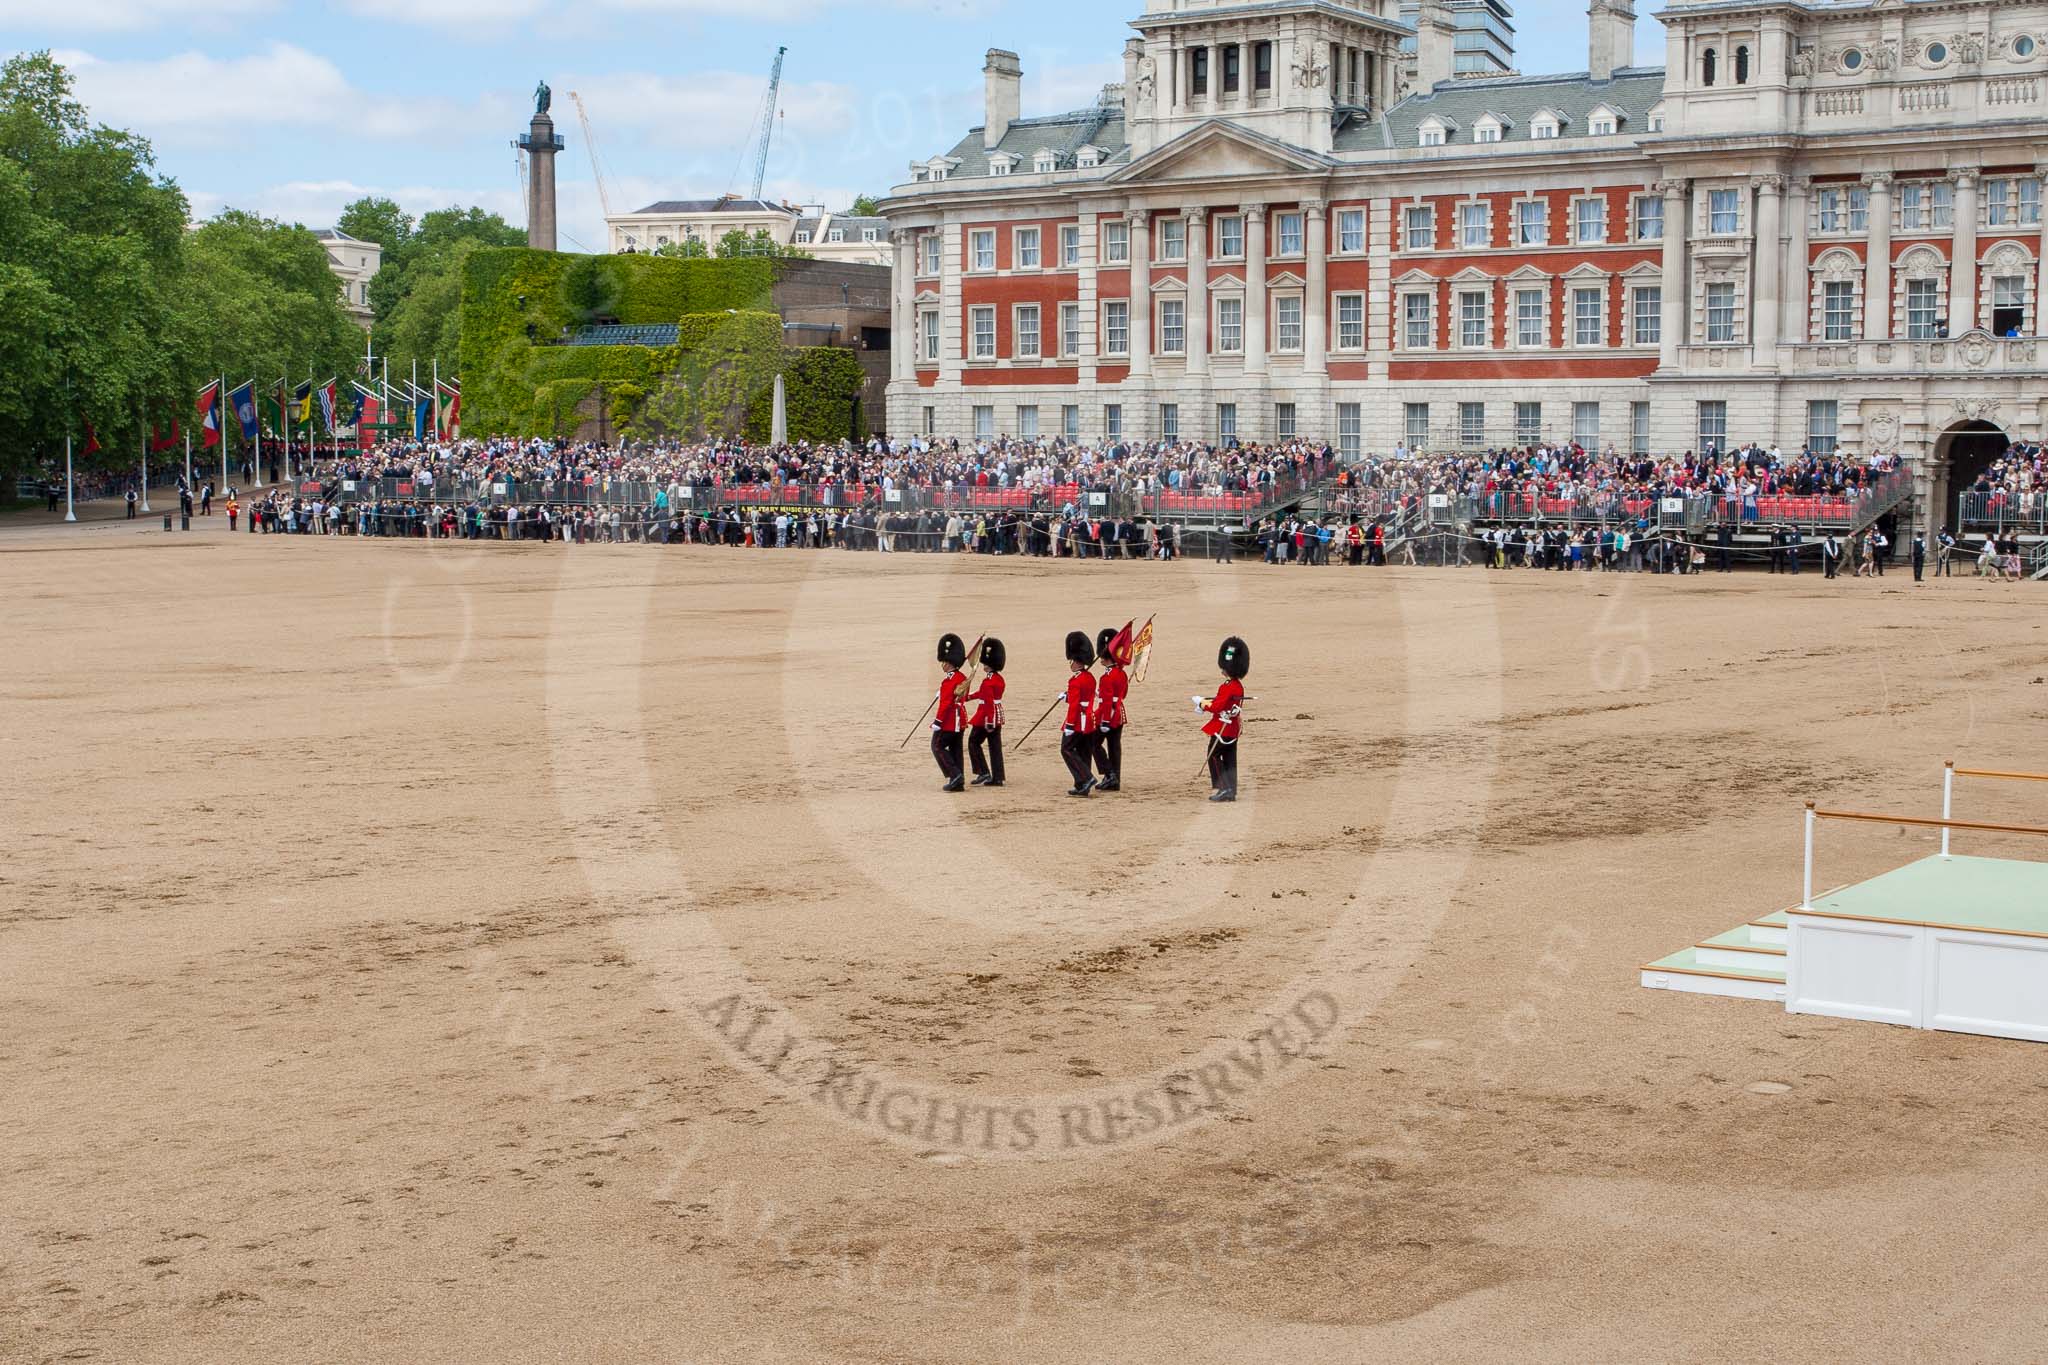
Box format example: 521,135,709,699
66,365,460,521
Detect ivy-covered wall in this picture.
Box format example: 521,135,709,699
458,247,867,443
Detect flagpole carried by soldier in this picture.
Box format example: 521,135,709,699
967,637,1007,788
1092,622,1133,793
1058,631,1098,797
930,632,970,792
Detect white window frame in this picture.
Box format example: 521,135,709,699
1697,400,1727,451
1513,286,1546,348
1215,295,1244,353
1514,198,1548,246
973,404,995,439
1404,402,1430,446
1215,214,1245,259
1573,195,1608,245
1571,284,1605,346
1016,404,1039,438
1459,201,1489,249
1404,204,1435,251
1158,297,1186,355
919,307,940,362
1457,288,1489,348
1400,290,1434,350
1273,293,1304,352
970,305,997,359
919,234,941,275
1103,220,1130,263
1059,301,1082,358
1630,285,1660,346
1157,219,1187,262
1807,399,1839,455
1013,225,1042,270
1704,281,1738,343
1275,402,1297,439
1514,401,1542,445
1337,208,1366,254
1102,299,1130,356
1274,212,1304,256
1632,195,1663,242
1707,188,1742,235
1822,279,1856,341
1014,304,1042,359
1060,224,1081,267
970,229,996,272
1335,292,1365,350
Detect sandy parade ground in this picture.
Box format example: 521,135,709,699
2,505,2046,1363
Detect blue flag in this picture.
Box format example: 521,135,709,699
229,381,260,441
413,391,429,441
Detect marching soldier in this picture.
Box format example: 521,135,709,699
1060,630,1098,797
1092,626,1129,792
1194,636,1249,803
931,633,969,792
968,637,1007,787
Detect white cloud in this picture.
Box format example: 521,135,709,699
56,43,482,146
0,0,273,31
341,0,545,22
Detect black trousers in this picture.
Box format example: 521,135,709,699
968,725,1004,782
1060,729,1093,788
930,730,963,782
1206,738,1239,795
1094,726,1122,779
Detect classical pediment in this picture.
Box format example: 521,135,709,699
1106,120,1333,185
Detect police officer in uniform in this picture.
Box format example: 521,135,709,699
968,637,1007,787
1195,636,1249,803
1092,626,1129,792
1059,631,1098,797
931,633,969,792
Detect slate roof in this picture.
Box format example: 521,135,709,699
626,198,796,216
794,214,890,236
937,107,1130,178
1363,66,1666,150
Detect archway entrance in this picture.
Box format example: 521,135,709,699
1933,419,2008,533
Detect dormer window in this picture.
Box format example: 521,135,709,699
1032,149,1059,174
1472,112,1509,143
1529,108,1564,139
862,228,878,242
988,153,1017,177
794,231,812,243
828,228,844,242
1076,145,1102,169
1418,116,1456,146
1646,103,1666,132
1586,103,1623,135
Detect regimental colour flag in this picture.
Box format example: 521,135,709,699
196,381,222,448
1128,616,1157,684
229,381,261,441
317,379,338,434
434,380,461,441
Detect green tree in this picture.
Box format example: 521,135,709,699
343,195,522,368
336,195,412,254
848,194,882,217
715,227,809,260
651,237,709,259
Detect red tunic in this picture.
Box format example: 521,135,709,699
1062,670,1096,731
1201,678,1244,742
968,671,1005,729
1094,665,1128,730
933,670,968,733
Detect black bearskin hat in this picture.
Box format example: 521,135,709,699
936,633,967,668
1097,627,1120,663
1065,630,1096,666
1218,636,1250,680
979,637,1006,671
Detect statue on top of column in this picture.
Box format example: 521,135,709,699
534,81,552,117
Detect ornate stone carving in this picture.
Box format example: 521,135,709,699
1751,173,1786,193
1292,51,1327,90
1865,408,1901,451
1789,46,1817,77
1654,178,1688,197
1863,171,1894,190
1243,203,1267,222
1952,395,2002,421
1955,33,1986,64
2011,340,2037,363
1874,343,1894,362
1959,331,1995,367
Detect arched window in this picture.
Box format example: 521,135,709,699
1702,48,1717,86
1735,46,1750,84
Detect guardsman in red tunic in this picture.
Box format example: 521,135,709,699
968,637,1007,788
1059,630,1098,797
1195,635,1249,803
1092,625,1130,792
931,633,969,792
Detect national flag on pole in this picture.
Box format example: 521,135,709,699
412,388,430,441
292,380,314,427
434,380,460,440
196,381,222,448
82,420,102,456
317,379,338,433
229,381,261,441
1128,616,1156,684
351,383,381,451
151,420,181,452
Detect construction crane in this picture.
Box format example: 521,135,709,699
567,91,615,221
744,46,787,202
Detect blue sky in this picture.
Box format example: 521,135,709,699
4,0,1666,250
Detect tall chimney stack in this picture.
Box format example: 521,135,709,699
1414,1,1457,92
984,49,1022,150
1588,0,1638,81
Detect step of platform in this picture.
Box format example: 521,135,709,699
1694,924,1789,971
1746,908,1789,947
1640,946,1788,1003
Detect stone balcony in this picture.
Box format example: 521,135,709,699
1783,332,2045,377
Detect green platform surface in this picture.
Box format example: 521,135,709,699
1803,855,2048,936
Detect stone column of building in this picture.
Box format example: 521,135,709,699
890,230,915,384
1128,209,1153,380
1077,213,1099,389
1186,209,1209,378
1950,169,1979,333
1784,178,1811,345
1863,173,1893,341
1303,198,1328,376
939,222,964,387
1752,175,1784,362
1657,179,1687,366
2038,164,2048,335
1243,205,1269,378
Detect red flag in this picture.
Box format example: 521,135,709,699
151,420,181,452
1108,619,1135,667
81,421,101,456
357,395,381,451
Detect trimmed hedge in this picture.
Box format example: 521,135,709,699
459,249,859,440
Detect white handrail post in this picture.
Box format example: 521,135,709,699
1940,761,1954,858
1801,803,1816,911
